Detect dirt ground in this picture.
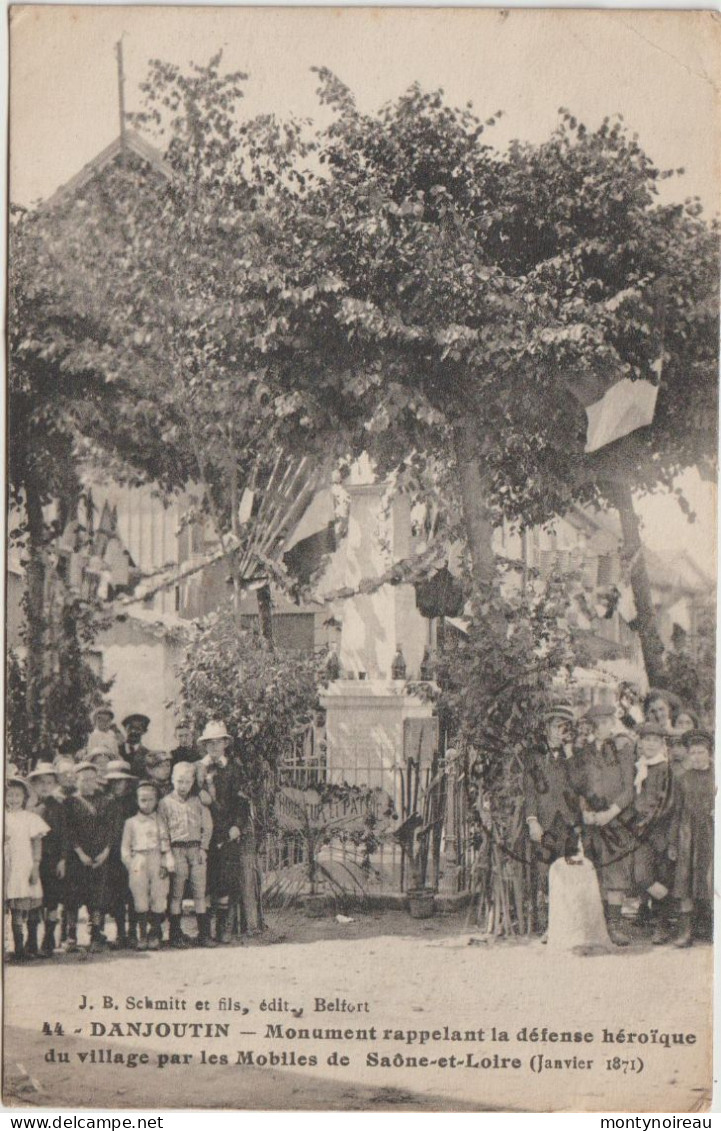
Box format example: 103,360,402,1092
3,908,713,1113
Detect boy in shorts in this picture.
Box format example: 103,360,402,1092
158,763,214,948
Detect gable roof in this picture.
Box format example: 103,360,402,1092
41,130,173,212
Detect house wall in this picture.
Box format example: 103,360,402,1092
316,485,429,679
320,680,434,798
97,619,184,750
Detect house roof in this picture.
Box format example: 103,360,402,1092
644,547,714,594
41,130,173,212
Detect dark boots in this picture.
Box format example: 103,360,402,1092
215,908,232,945
169,914,190,949
651,899,671,945
42,919,58,957
197,913,218,948
89,921,108,953
136,913,149,951
673,912,693,948
148,913,164,951
113,914,128,950
11,920,25,961
26,912,40,958
605,904,631,947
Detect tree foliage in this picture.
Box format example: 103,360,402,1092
177,604,321,796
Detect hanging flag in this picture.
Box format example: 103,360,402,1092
584,378,659,453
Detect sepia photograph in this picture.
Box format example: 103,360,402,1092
4,5,720,1115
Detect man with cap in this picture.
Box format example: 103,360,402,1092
628,721,677,944
670,729,714,947
572,703,636,946
523,703,582,933
62,762,112,952
87,706,120,761
121,714,152,779
27,762,66,957
198,721,248,944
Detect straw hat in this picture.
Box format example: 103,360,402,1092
27,762,59,780
198,720,231,744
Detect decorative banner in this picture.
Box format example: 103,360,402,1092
276,786,396,837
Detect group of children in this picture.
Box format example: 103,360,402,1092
5,716,255,960
525,685,714,949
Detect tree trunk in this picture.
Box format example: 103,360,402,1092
23,466,47,762
256,583,275,650
451,418,497,591
605,477,666,687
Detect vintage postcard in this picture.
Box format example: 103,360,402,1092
4,5,719,1114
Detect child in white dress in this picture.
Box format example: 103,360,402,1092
5,776,50,961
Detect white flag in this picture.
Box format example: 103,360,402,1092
238,488,255,525
584,378,659,453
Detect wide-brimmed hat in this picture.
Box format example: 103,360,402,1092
638,722,667,739
74,761,100,774
198,720,231,744
122,713,150,732
92,705,114,724
6,775,30,796
682,729,713,749
106,759,132,774
27,762,59,780
105,759,136,781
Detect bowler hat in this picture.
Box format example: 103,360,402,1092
198,720,231,743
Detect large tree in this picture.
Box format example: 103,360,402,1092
246,77,718,681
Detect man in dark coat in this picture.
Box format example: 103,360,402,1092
121,714,152,779
572,704,636,945
524,704,581,861
197,721,250,943
629,721,677,944
524,704,582,933
670,729,714,946
171,724,199,767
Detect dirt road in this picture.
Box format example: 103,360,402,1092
3,911,712,1112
